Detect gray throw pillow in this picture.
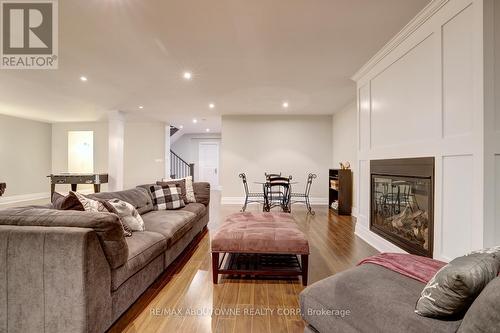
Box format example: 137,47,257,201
415,247,500,318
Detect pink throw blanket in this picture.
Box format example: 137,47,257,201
357,253,446,283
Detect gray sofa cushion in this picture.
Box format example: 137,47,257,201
0,207,128,269
300,264,463,333
193,182,210,206
111,255,164,321
89,187,153,215
111,231,166,291
458,276,500,332
181,203,206,219
142,210,194,248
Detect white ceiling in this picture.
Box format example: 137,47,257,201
0,0,430,133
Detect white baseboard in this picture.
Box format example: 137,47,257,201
309,197,329,205
0,188,98,206
351,206,358,218
0,192,50,205
221,197,245,205
221,197,329,206
354,223,407,254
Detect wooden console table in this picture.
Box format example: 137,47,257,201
47,174,108,199
0,183,5,197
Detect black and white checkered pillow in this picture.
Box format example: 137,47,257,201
163,184,186,209
148,184,185,210
148,185,167,210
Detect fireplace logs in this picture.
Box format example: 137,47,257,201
386,207,429,250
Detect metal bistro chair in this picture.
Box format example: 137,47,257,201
265,172,282,180
264,176,291,213
265,173,288,202
291,173,317,215
239,173,265,212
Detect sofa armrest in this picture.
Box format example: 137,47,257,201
0,207,128,269
0,225,112,333
193,182,211,206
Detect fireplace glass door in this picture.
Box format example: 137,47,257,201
371,175,433,257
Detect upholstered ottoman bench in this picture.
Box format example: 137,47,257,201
211,212,309,285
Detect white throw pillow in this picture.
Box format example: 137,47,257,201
107,199,145,231
163,176,196,203
72,191,107,212
70,191,133,237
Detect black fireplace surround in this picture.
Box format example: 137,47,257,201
370,157,434,258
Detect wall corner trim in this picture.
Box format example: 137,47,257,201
351,0,450,82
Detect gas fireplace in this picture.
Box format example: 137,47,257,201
370,158,434,258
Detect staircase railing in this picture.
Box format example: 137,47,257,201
170,125,179,137
170,150,194,180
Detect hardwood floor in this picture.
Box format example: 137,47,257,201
108,193,378,333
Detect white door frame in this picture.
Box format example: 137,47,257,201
198,142,220,188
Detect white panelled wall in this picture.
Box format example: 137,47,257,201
352,0,499,261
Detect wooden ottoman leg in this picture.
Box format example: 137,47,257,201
212,252,220,284
301,255,309,286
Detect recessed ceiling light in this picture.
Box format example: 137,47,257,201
282,101,289,108
138,106,144,109
206,128,210,132
183,71,192,80
192,118,198,123
179,125,184,129
209,103,215,109
80,76,88,82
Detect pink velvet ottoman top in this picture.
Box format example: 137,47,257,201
211,212,309,255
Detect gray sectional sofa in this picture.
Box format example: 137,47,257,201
0,182,210,333
300,263,499,333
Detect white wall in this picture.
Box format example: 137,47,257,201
332,102,357,213
52,120,167,191
352,0,496,261
171,133,221,181
51,122,108,192
221,115,332,202
491,0,500,246
2,116,170,198
496,0,500,135
108,112,125,191
0,114,52,200
123,121,166,189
